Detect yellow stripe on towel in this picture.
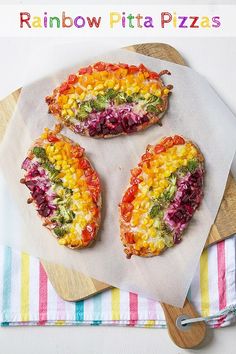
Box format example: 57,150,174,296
200,249,210,317
111,288,120,321
55,320,66,326
145,320,155,328
21,253,30,322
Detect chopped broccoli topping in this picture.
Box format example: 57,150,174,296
146,104,159,114
53,187,75,226
76,109,89,121
144,95,163,114
152,185,176,207
126,96,133,103
76,101,93,121
168,174,177,185
162,185,177,202
105,88,117,99
32,146,47,159
162,234,174,248
91,94,108,111
114,92,127,105
149,204,161,218
33,146,60,180
178,166,189,176
153,218,162,229
146,95,162,105
58,206,75,224
58,216,65,224
80,101,92,113
187,159,198,173
64,187,73,195
42,161,59,178
178,159,199,176
54,180,63,186
149,174,177,219
53,227,67,238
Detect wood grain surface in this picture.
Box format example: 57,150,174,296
1,42,235,348
162,300,206,349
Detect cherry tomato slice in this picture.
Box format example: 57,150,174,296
124,232,135,244
128,65,139,74
122,184,138,203
119,63,129,69
93,61,106,71
120,202,134,222
138,64,148,72
47,134,59,143
59,82,70,94
161,137,174,149
78,158,90,170
78,67,88,75
131,167,142,177
87,172,100,188
91,206,99,218
88,185,100,203
84,167,93,177
82,223,96,243
149,71,159,79
141,152,152,162
71,146,84,158
105,64,113,71
68,74,78,85
130,176,143,185
154,144,166,154
106,63,120,71
173,135,185,145
86,66,93,74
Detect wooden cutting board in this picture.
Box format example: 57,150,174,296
1,42,236,348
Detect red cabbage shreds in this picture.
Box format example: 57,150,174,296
77,104,149,137
21,157,33,170
26,163,40,178
164,168,204,244
23,161,57,218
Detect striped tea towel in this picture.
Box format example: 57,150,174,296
0,236,236,328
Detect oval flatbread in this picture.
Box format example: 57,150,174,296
119,135,204,258
46,62,173,138
20,125,101,249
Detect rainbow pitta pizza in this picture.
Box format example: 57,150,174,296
119,135,204,258
21,126,101,249
46,62,172,138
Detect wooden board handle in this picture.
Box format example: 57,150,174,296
161,299,206,348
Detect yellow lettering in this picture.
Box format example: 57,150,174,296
110,12,121,28
32,16,42,28
200,16,210,28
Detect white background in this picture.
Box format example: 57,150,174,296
1,0,236,353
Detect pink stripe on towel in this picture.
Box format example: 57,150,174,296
216,241,227,327
129,293,138,326
38,263,48,325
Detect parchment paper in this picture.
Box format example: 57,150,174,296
0,49,236,307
